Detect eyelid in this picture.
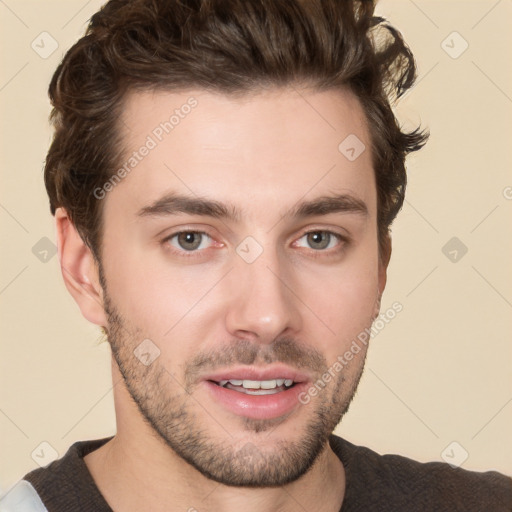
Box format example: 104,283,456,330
161,225,218,242
161,226,350,259
292,229,348,251
162,229,219,254
162,229,215,242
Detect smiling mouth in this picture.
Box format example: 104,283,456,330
210,378,296,395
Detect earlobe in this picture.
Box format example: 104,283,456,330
372,293,382,321
55,208,107,327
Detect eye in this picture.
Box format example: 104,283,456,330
295,230,344,251
165,231,214,252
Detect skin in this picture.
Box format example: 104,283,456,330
56,86,389,512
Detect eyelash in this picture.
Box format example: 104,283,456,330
162,229,349,259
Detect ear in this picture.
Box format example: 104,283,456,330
373,233,392,319
55,207,108,327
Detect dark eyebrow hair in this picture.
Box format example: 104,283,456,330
137,193,241,221
290,194,368,218
137,192,368,221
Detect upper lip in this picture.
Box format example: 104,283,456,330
202,365,311,384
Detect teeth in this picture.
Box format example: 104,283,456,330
216,378,295,389
243,380,261,389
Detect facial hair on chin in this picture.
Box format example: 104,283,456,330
102,288,367,487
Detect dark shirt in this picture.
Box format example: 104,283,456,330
8,435,512,511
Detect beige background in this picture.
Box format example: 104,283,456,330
1,0,511,494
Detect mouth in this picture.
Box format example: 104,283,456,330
202,367,310,420
210,378,297,395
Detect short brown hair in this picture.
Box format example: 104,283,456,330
45,0,428,261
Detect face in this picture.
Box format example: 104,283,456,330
97,87,385,486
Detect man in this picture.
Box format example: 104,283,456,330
1,0,510,510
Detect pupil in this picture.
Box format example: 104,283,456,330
308,231,329,249
179,232,201,250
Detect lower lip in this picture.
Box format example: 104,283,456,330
203,381,308,420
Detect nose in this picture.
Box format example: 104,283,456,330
224,248,303,343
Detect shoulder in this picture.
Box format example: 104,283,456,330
330,434,512,511
0,437,113,512
0,480,48,512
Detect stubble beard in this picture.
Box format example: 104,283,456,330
102,289,367,487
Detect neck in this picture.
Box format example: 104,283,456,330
85,431,345,512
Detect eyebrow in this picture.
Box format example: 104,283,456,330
137,192,368,221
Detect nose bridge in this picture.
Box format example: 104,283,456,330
224,241,302,341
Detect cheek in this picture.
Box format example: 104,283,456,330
101,224,380,354
293,251,380,356
102,244,225,340
304,270,377,335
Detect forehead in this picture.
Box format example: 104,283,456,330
105,86,376,223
